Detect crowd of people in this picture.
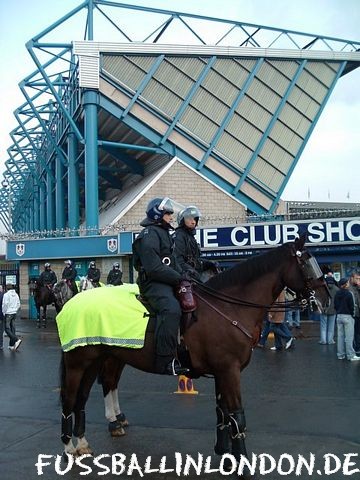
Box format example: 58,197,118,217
1,196,359,372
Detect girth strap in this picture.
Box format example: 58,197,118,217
194,291,253,340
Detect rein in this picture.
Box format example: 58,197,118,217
194,289,254,339
193,280,308,311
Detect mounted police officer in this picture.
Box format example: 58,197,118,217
107,262,123,286
39,263,57,288
132,197,188,376
87,261,101,287
174,206,219,281
62,260,78,295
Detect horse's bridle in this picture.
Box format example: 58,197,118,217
192,245,327,340
291,246,328,312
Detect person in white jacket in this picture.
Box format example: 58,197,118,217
2,284,21,351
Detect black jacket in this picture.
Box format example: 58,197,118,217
39,269,57,286
62,266,77,281
334,288,355,316
173,227,215,278
173,227,202,275
107,269,123,286
132,223,181,287
87,268,100,283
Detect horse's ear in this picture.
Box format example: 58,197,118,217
294,232,307,251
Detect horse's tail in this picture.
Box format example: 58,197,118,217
59,351,66,405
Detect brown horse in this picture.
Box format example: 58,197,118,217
28,278,65,328
59,236,329,475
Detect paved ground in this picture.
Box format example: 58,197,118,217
1,316,359,480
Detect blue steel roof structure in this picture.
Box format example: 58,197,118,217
0,0,359,237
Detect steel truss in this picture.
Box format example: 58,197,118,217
1,0,359,235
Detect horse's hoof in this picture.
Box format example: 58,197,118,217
116,413,129,427
37,323,41,329
110,426,126,437
76,446,94,456
109,420,126,437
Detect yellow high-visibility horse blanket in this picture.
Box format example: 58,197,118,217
56,283,149,352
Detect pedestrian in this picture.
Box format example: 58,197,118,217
173,205,218,281
284,288,301,329
319,270,339,345
257,290,294,350
334,277,360,361
107,262,123,286
0,286,4,351
62,260,78,295
39,262,57,288
268,290,295,351
348,269,360,355
2,284,22,351
132,197,188,376
86,261,101,287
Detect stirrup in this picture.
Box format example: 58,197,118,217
165,358,189,376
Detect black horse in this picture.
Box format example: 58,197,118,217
29,278,72,328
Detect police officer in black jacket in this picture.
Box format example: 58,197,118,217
132,197,188,376
87,261,101,287
174,206,218,281
39,263,57,287
62,260,78,295
107,263,123,286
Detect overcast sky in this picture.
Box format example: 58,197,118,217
0,0,359,203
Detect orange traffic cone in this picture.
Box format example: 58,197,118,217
174,375,198,395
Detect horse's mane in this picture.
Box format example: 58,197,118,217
205,242,292,289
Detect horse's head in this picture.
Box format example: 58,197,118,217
28,277,40,296
282,234,330,312
53,280,73,310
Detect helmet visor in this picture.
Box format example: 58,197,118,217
159,198,184,218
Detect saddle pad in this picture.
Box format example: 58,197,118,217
56,283,149,352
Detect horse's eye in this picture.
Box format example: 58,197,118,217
296,251,302,257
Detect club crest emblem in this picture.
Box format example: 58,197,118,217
15,243,25,257
107,238,118,253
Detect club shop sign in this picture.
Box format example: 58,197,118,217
196,218,360,250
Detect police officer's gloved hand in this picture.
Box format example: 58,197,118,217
181,269,200,282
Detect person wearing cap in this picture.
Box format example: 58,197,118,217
132,197,188,376
2,284,21,351
61,260,78,295
107,262,123,286
39,263,57,289
86,261,101,287
334,277,360,362
173,205,219,281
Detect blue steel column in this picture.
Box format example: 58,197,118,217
83,90,99,234
39,181,46,230
46,168,55,231
68,129,79,234
55,155,65,231
33,184,40,231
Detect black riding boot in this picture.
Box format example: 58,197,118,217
155,313,189,376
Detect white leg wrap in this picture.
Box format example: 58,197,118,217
111,388,121,417
104,391,116,422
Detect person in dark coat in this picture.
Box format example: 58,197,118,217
86,261,101,287
132,197,188,376
39,263,57,288
62,260,78,295
0,286,4,350
173,205,218,281
107,262,123,286
334,277,360,361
